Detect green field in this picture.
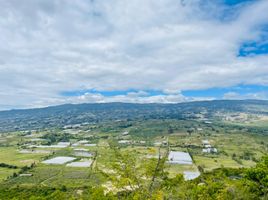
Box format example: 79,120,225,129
0,147,48,167
0,117,267,200
0,168,20,181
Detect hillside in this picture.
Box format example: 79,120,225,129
1,100,268,132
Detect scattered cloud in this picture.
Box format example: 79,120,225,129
223,91,268,100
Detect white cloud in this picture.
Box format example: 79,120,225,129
76,92,187,104
0,0,268,109
223,91,268,100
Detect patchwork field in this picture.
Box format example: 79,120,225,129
0,118,267,193
4,164,103,188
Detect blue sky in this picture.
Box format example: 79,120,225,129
1,0,268,109
223,0,255,5
239,23,268,56
62,84,268,101
62,89,164,97
182,85,268,98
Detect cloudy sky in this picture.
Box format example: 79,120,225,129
1,0,268,110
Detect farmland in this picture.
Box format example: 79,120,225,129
0,101,267,199
0,119,267,186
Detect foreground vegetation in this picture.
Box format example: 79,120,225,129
0,153,267,200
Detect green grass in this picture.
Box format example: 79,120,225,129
0,168,20,181
166,164,198,178
224,119,268,128
0,147,48,167
194,155,239,171
0,146,50,182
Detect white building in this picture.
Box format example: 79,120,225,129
154,142,162,146
202,148,211,153
202,148,217,154
118,140,131,144
122,131,129,136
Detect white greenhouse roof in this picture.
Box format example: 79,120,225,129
66,160,92,167
168,151,193,165
42,156,76,165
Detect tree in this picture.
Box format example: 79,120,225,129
245,156,268,195
101,141,170,199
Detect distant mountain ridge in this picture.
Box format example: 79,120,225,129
0,100,268,132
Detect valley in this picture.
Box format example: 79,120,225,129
0,101,267,199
